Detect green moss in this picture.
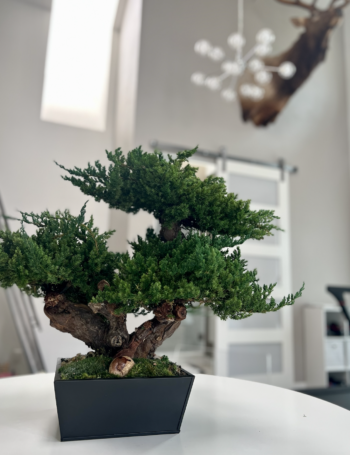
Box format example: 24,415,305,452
58,355,183,380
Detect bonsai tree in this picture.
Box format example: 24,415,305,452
0,148,303,377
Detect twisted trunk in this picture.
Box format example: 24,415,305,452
44,228,187,364
116,302,187,359
159,222,181,242
44,292,129,357
44,293,186,360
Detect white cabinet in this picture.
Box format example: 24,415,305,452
304,305,350,388
346,340,350,367
324,339,345,371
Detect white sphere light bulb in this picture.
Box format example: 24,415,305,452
255,44,272,57
253,88,264,100
194,40,212,56
251,85,265,101
191,72,206,86
208,46,225,61
278,61,296,79
254,70,272,85
205,77,221,91
256,28,276,45
240,84,264,100
221,60,245,76
248,58,264,73
221,88,236,102
227,33,246,50
240,84,253,98
191,24,290,104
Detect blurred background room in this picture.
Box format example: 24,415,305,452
1,0,350,403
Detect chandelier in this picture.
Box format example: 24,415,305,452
191,0,296,102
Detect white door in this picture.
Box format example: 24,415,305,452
215,159,294,388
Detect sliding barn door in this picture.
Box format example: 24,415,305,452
215,160,294,388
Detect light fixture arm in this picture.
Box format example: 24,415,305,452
191,0,297,104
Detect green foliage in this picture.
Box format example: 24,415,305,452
56,147,303,317
56,147,278,239
58,355,181,380
0,203,118,303
0,147,303,322
93,228,304,319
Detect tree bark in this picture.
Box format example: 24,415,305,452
44,294,186,360
114,302,187,359
44,293,129,356
159,222,182,242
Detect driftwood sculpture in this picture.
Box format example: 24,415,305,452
239,0,350,126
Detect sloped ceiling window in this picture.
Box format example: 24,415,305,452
41,0,119,131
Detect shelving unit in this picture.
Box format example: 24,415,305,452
304,305,350,388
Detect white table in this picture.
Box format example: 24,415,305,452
0,373,349,454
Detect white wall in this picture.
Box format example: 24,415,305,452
344,6,350,180
0,288,29,375
133,0,350,382
0,0,119,371
109,0,156,255
0,0,115,231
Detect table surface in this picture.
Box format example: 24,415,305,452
0,373,349,455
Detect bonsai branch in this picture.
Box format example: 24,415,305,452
88,302,129,349
44,292,129,355
109,301,187,374
160,222,182,242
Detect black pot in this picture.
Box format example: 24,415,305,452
54,359,195,441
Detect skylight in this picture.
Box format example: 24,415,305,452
41,0,119,131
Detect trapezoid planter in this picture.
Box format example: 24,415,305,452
54,359,195,441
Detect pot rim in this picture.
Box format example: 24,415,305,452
54,358,195,382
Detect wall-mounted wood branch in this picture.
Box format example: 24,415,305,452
239,0,350,126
